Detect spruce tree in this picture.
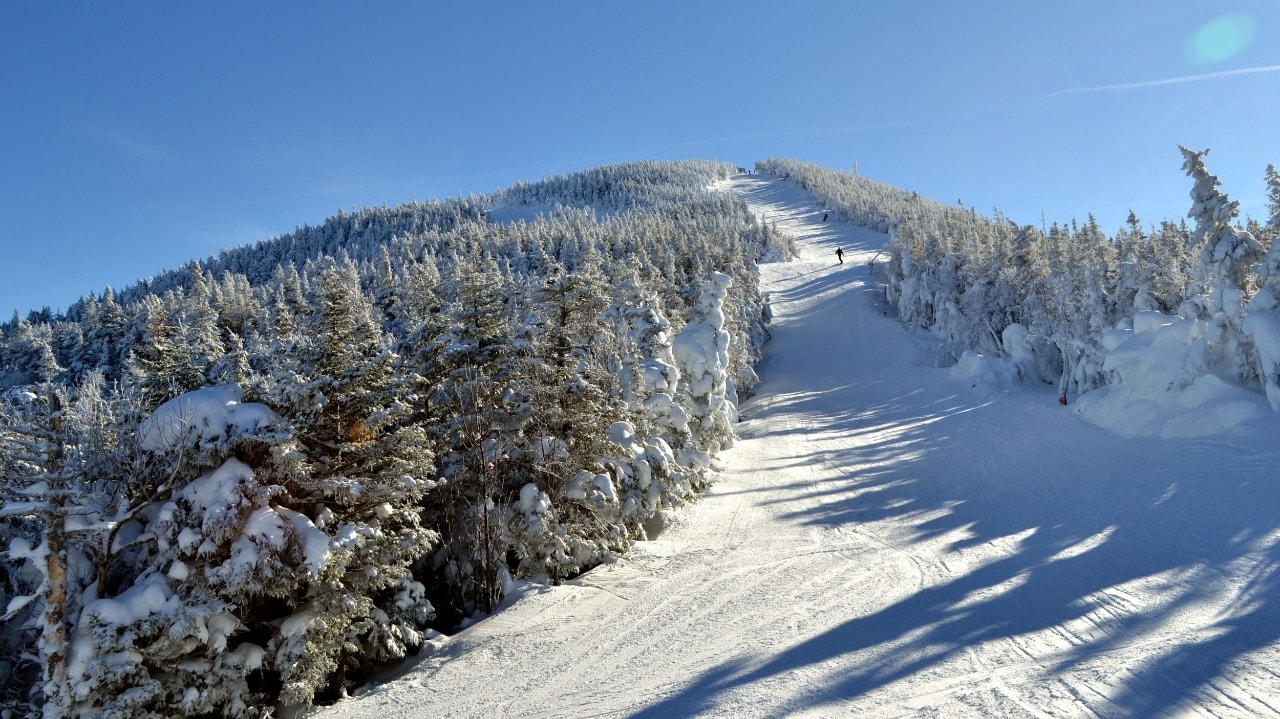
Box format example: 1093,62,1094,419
262,261,437,705
514,250,629,580
1180,146,1262,321
423,257,523,618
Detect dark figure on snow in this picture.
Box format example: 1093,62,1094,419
823,212,829,222
836,247,844,264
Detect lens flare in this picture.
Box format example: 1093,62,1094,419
1186,14,1257,64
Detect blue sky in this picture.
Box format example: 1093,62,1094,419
2,2,1278,316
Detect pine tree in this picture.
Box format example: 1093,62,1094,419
85,287,127,380
513,250,630,580
419,257,524,618
1,383,162,718
125,299,204,411
599,277,697,527
672,272,736,478
1176,147,1265,389
0,389,75,718
263,261,437,705
1266,164,1280,232
2,317,63,386
1180,146,1262,321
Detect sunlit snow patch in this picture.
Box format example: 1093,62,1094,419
1046,525,1117,564
138,384,280,451
1072,312,1269,438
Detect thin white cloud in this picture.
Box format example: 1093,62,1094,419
1046,64,1280,99
79,125,173,162
105,131,170,162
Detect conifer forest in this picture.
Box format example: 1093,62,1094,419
3,152,1280,717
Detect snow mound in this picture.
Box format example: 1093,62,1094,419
948,350,1013,392
139,384,280,451
1072,312,1269,438
1243,309,1280,410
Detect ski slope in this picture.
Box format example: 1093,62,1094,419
322,175,1280,718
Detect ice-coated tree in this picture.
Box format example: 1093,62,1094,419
1,381,166,719
672,272,735,477
1151,220,1194,313
180,266,229,378
1180,146,1262,321
1175,147,1264,389
0,388,77,719
1266,164,1280,232
1,317,62,386
125,297,205,412
83,287,128,381
66,384,285,718
599,281,702,531
1242,165,1280,408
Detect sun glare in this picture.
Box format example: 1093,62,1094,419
1186,14,1257,64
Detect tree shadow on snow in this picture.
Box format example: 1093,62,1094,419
634,339,1280,717
635,175,1280,717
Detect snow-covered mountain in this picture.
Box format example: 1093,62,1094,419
1,161,779,716
3,158,1280,718
321,174,1280,718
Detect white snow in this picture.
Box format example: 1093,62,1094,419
518,483,550,514
948,349,1013,392
484,202,614,226
1071,312,1270,437
319,175,1280,719
81,575,172,628
181,457,256,529
138,383,279,451
280,608,317,639
1244,309,1280,410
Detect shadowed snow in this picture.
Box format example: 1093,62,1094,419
321,175,1280,719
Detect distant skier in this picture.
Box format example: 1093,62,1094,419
836,247,844,264
823,212,828,222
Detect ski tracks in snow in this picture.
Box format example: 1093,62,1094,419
322,175,1280,719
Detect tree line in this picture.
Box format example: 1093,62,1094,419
0,160,791,717
758,154,1280,404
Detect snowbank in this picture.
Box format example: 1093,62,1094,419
948,350,1013,392
1072,312,1269,438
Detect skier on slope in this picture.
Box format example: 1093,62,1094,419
836,247,844,264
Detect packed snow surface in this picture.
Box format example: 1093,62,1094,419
321,175,1280,718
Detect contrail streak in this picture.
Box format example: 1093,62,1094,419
1046,64,1280,98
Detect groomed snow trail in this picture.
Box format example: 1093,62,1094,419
323,176,1280,719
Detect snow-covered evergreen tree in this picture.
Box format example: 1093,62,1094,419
419,257,522,619
1180,146,1262,322
1265,164,1280,232
673,272,736,478
512,250,630,579
125,298,204,411
1175,147,1264,389
261,262,437,705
